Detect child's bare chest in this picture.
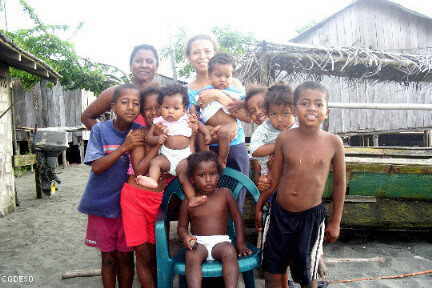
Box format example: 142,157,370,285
189,193,227,219
284,141,333,169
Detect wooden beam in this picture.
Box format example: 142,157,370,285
326,257,385,264
62,269,101,279
13,154,36,167
329,102,432,110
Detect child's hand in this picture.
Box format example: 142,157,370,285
227,100,244,114
187,113,199,134
154,123,168,136
237,245,252,257
183,234,197,250
257,175,272,192
123,130,145,152
203,131,212,145
209,125,221,139
324,222,340,243
255,204,264,232
158,134,168,144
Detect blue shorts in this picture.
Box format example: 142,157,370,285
263,200,326,286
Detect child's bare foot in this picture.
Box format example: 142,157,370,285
318,257,327,278
188,195,208,207
136,175,158,189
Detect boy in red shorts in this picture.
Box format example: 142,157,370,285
78,84,144,288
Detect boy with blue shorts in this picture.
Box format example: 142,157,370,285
78,84,144,288
256,81,346,288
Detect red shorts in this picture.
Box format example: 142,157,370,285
85,215,132,253
120,183,163,247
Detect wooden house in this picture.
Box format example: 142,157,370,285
241,0,432,144
0,32,59,216
236,1,432,229
12,82,95,165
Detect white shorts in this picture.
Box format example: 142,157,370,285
195,235,231,261
201,101,230,123
160,145,191,176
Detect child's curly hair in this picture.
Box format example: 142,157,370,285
186,151,223,180
158,84,189,108
263,83,294,113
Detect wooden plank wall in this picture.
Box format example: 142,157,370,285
281,75,432,135
13,81,90,141
289,0,432,134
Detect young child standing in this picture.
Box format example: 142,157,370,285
197,53,245,167
249,84,296,180
78,83,144,288
256,81,346,288
178,151,252,288
120,87,165,288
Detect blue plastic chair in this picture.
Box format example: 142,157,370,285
155,167,261,288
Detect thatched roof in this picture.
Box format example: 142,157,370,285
237,41,432,85
0,32,60,81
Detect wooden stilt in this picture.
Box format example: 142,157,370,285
373,134,379,147
424,130,432,147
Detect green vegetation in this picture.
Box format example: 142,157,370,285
4,0,128,94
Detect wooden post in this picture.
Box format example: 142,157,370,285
9,86,19,206
79,138,84,164
61,150,68,168
34,161,42,199
27,131,33,172
424,130,432,147
373,134,379,147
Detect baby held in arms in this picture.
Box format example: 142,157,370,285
136,84,194,189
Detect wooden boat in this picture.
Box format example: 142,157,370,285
323,147,432,230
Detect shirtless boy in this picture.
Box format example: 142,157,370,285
178,151,252,288
256,81,346,288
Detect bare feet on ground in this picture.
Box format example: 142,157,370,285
318,257,327,279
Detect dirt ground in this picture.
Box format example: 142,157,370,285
0,164,431,287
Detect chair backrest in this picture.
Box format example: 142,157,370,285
161,167,260,239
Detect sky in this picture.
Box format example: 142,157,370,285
3,0,432,77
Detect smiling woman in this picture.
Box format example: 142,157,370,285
185,35,251,213
81,44,159,129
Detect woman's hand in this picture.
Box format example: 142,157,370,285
198,89,232,107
